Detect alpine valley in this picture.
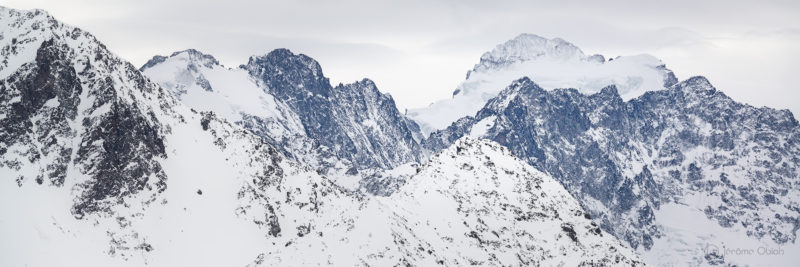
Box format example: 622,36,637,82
1,6,798,267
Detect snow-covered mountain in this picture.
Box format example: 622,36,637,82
408,33,678,134
0,6,301,265
0,6,643,266
0,6,177,220
138,49,339,173
259,137,645,266
426,76,800,266
141,48,425,174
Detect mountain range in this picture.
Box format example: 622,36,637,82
1,6,798,267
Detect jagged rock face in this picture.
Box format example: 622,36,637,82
408,33,679,134
241,49,424,170
142,48,425,173
1,38,82,187
427,76,800,265
0,7,174,219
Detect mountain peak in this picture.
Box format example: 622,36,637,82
599,84,619,95
473,33,585,73
236,49,424,169
673,75,717,96
140,48,220,71
139,55,168,71
593,84,622,101
678,75,713,89
241,48,329,96
354,77,377,88
0,6,65,78
480,77,545,112
265,48,297,58
171,48,219,66
258,48,323,75
514,33,574,48
408,33,680,134
507,76,546,95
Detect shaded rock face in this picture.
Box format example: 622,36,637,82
0,9,172,219
242,49,424,169
1,39,82,187
427,76,800,251
71,100,167,218
242,48,331,99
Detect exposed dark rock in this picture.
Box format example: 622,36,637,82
426,76,800,250
241,49,424,170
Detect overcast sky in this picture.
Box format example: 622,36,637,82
4,0,799,114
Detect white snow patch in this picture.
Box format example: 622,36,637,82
469,115,496,138
642,202,800,266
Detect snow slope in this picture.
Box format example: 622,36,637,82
249,137,646,266
140,49,302,131
408,33,678,134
